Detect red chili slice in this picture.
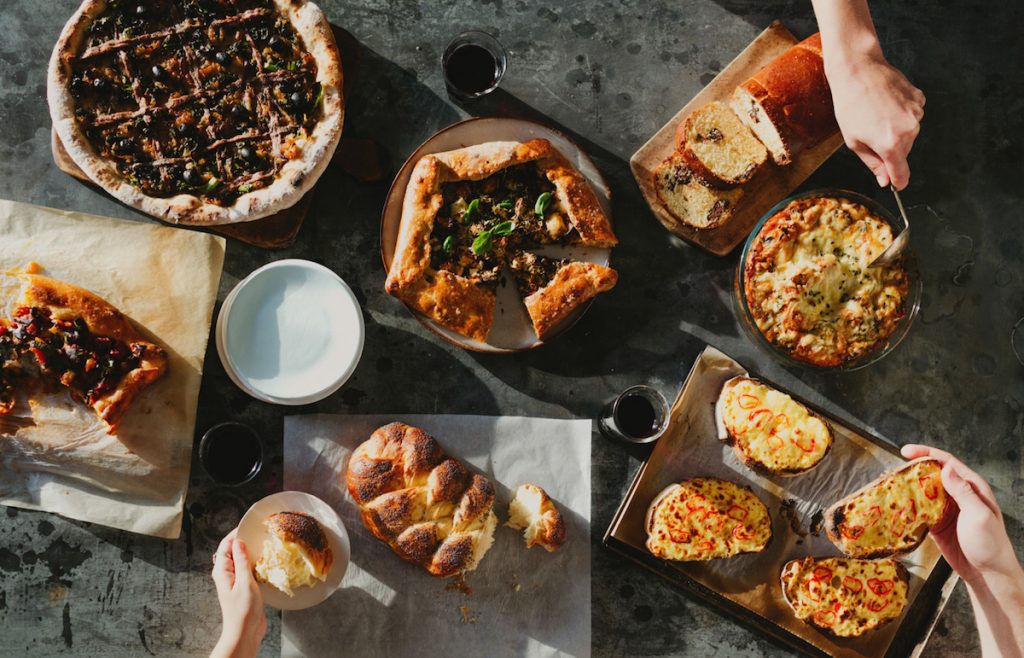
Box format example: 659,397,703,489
795,435,817,453
669,527,691,543
867,578,894,596
748,408,772,429
738,393,760,409
767,434,785,451
726,505,748,522
769,413,790,436
813,609,836,626
843,576,863,593
841,524,865,540
697,539,714,551
865,505,882,528
866,598,890,613
812,566,833,582
685,494,706,513
919,476,940,500
732,524,756,541
706,512,725,534
805,579,823,603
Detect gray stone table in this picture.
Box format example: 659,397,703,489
0,1,1021,656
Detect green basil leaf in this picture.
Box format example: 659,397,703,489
465,198,480,220
263,63,280,72
471,230,493,256
442,235,455,254
286,61,298,71
238,184,252,194
204,177,221,192
492,220,515,237
535,191,553,216
497,199,515,211
313,84,325,110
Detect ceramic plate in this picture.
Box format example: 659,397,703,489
236,491,351,611
380,117,614,353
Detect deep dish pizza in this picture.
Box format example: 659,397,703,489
386,139,618,343
742,195,909,367
0,274,167,432
781,557,909,637
48,0,344,224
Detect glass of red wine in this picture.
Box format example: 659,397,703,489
199,422,263,486
442,31,507,101
598,385,670,444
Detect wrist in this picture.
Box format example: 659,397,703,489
821,27,885,76
967,560,1024,597
211,629,259,658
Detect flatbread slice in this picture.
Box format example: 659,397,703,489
508,252,617,340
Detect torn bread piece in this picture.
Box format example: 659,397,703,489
254,512,333,596
507,483,567,552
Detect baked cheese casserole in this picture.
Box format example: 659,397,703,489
742,196,909,367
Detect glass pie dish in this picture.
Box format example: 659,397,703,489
734,188,922,371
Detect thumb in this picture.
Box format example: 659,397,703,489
942,463,990,518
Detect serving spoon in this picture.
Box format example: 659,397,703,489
869,185,910,268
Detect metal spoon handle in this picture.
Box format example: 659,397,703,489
890,185,910,231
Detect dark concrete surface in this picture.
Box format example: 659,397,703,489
0,1,1021,656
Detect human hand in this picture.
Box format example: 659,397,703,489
901,444,1022,584
210,529,266,658
826,50,925,190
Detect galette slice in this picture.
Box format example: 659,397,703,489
508,252,617,340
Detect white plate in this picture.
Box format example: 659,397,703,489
216,259,364,404
236,491,351,611
380,117,614,353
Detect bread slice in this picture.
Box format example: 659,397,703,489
676,101,768,187
715,376,833,476
781,556,909,638
506,483,566,552
653,152,743,230
825,458,947,558
254,512,333,596
645,478,771,561
730,34,838,165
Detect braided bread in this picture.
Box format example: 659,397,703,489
346,422,497,577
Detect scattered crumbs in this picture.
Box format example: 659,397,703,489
809,509,825,537
459,605,478,624
779,499,807,537
445,574,474,597
511,573,521,592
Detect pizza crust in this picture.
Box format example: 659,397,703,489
18,274,168,431
524,261,617,340
47,0,344,226
386,139,617,342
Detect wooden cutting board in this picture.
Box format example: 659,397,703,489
51,24,383,249
631,21,844,256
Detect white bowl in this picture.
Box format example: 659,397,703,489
216,259,364,404
236,491,351,611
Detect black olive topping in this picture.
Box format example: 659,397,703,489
151,65,165,79
182,168,199,185
239,146,253,160
214,51,228,64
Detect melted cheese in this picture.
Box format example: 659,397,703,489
744,196,908,366
836,460,946,556
718,377,831,473
646,479,771,561
782,557,908,637
254,534,323,597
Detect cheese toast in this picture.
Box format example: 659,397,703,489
825,458,947,558
645,478,771,561
715,376,833,476
781,556,909,638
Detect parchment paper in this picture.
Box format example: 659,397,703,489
281,414,591,658
608,346,953,658
0,199,225,538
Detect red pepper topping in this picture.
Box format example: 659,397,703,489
732,524,755,541
812,609,836,626
738,393,760,409
866,597,890,613
726,505,748,522
919,475,940,500
806,578,823,603
841,524,865,540
685,494,706,513
865,505,882,527
867,578,895,596
812,566,833,582
748,408,772,429
843,576,863,593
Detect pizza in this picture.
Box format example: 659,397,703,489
385,139,618,343
48,0,344,225
0,274,168,432
742,195,909,367
825,458,947,558
645,478,772,561
715,375,833,476
781,556,909,637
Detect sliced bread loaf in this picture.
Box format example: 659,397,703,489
654,152,743,230
676,101,768,187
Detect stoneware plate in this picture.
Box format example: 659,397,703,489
380,117,614,353
237,491,351,611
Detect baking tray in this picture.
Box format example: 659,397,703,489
603,346,957,658
630,21,844,256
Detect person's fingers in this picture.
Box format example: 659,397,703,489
212,537,235,592
231,537,254,588
910,102,925,122
850,142,890,187
942,462,1000,519
883,152,910,191
913,87,926,108
901,444,954,463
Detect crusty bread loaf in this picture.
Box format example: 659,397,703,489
677,101,768,187
730,34,838,165
346,422,497,577
781,556,909,638
654,152,743,230
254,511,333,597
825,458,947,558
507,483,566,552
715,376,833,476
645,478,771,561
